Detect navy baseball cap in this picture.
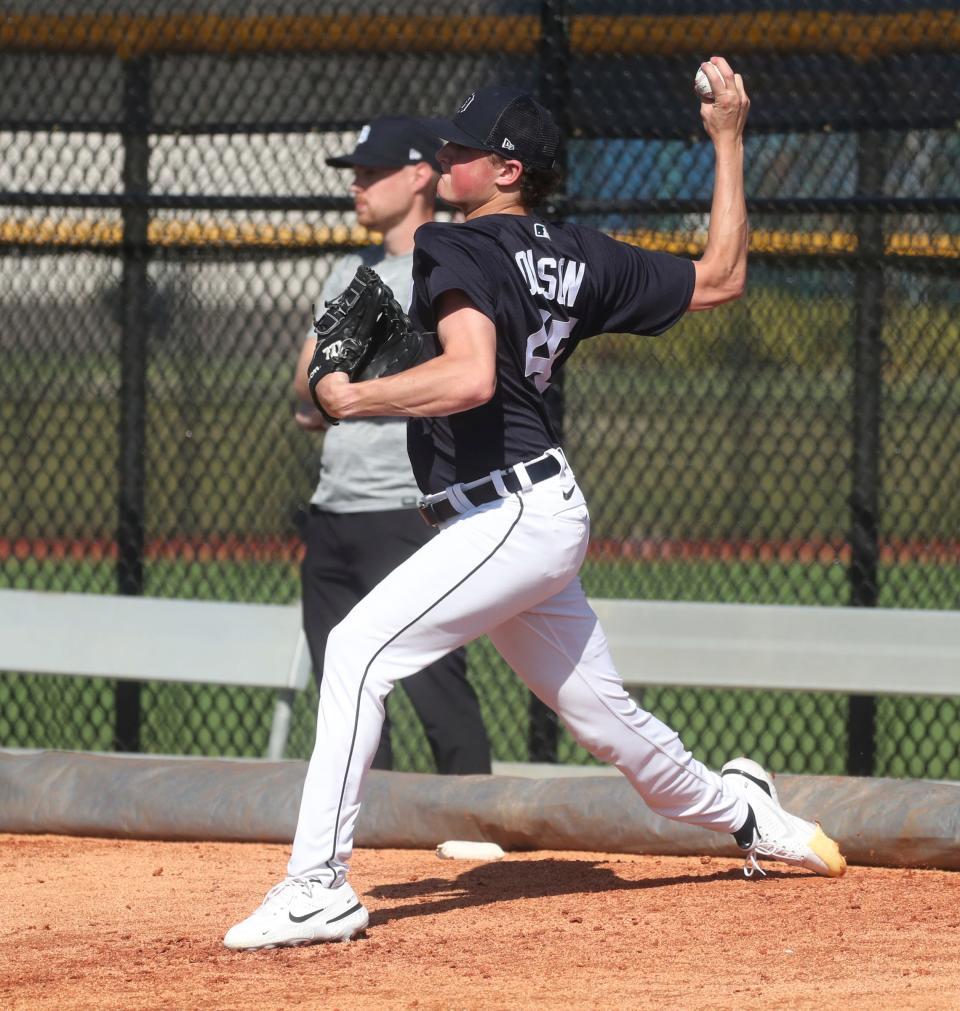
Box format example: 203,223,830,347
326,116,442,172
430,86,560,170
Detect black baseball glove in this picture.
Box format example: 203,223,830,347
307,265,423,424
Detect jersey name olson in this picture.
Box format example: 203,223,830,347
514,250,586,309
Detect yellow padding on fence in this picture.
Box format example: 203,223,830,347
0,217,377,249
610,228,856,257
613,229,959,258
0,11,957,60
6,217,957,258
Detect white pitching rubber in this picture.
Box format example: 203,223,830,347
436,840,505,861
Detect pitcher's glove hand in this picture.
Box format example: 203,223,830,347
307,265,423,424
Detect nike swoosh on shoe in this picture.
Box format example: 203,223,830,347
289,900,364,924
288,908,326,923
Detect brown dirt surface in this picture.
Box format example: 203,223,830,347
3,833,959,1011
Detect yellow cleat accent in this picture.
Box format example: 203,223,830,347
809,824,847,878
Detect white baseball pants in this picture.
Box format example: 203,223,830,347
288,450,749,883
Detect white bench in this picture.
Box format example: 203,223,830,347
3,591,957,764
591,599,960,696
0,589,311,759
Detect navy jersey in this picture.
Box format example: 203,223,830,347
407,214,695,494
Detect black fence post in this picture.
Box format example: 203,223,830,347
526,0,571,764
114,55,152,753
846,128,886,776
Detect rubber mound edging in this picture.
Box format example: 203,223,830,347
1,750,957,870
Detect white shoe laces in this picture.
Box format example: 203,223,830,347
741,804,810,877
261,875,318,908
742,852,766,878
754,826,807,861
727,766,826,878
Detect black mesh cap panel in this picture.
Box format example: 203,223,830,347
487,96,559,169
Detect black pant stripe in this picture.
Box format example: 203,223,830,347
325,495,525,871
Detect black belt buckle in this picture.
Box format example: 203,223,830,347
418,501,440,527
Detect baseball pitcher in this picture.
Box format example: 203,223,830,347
225,58,845,952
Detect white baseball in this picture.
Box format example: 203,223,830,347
694,66,717,103
436,840,505,861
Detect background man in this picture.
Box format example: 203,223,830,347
292,116,491,775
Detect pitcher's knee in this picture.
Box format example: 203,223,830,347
324,617,355,668
323,616,395,702
564,720,619,765
325,603,382,663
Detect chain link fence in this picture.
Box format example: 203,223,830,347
2,2,958,778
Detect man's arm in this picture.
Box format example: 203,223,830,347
311,289,497,421
292,335,329,430
293,261,356,430
293,335,316,404
689,56,751,311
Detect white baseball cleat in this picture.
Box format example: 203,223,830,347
721,757,846,879
223,876,369,950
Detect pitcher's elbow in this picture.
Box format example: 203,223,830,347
714,266,747,306
468,374,497,408
692,256,747,311
729,271,747,302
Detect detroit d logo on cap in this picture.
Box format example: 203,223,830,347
357,124,371,144
458,93,475,114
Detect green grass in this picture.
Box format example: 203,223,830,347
4,269,960,546
5,363,959,546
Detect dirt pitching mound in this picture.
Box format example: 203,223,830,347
3,834,958,1010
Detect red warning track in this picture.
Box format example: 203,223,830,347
2,536,958,567
0,536,303,564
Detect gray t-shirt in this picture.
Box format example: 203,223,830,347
308,247,422,513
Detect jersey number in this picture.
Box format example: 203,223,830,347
525,311,578,393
